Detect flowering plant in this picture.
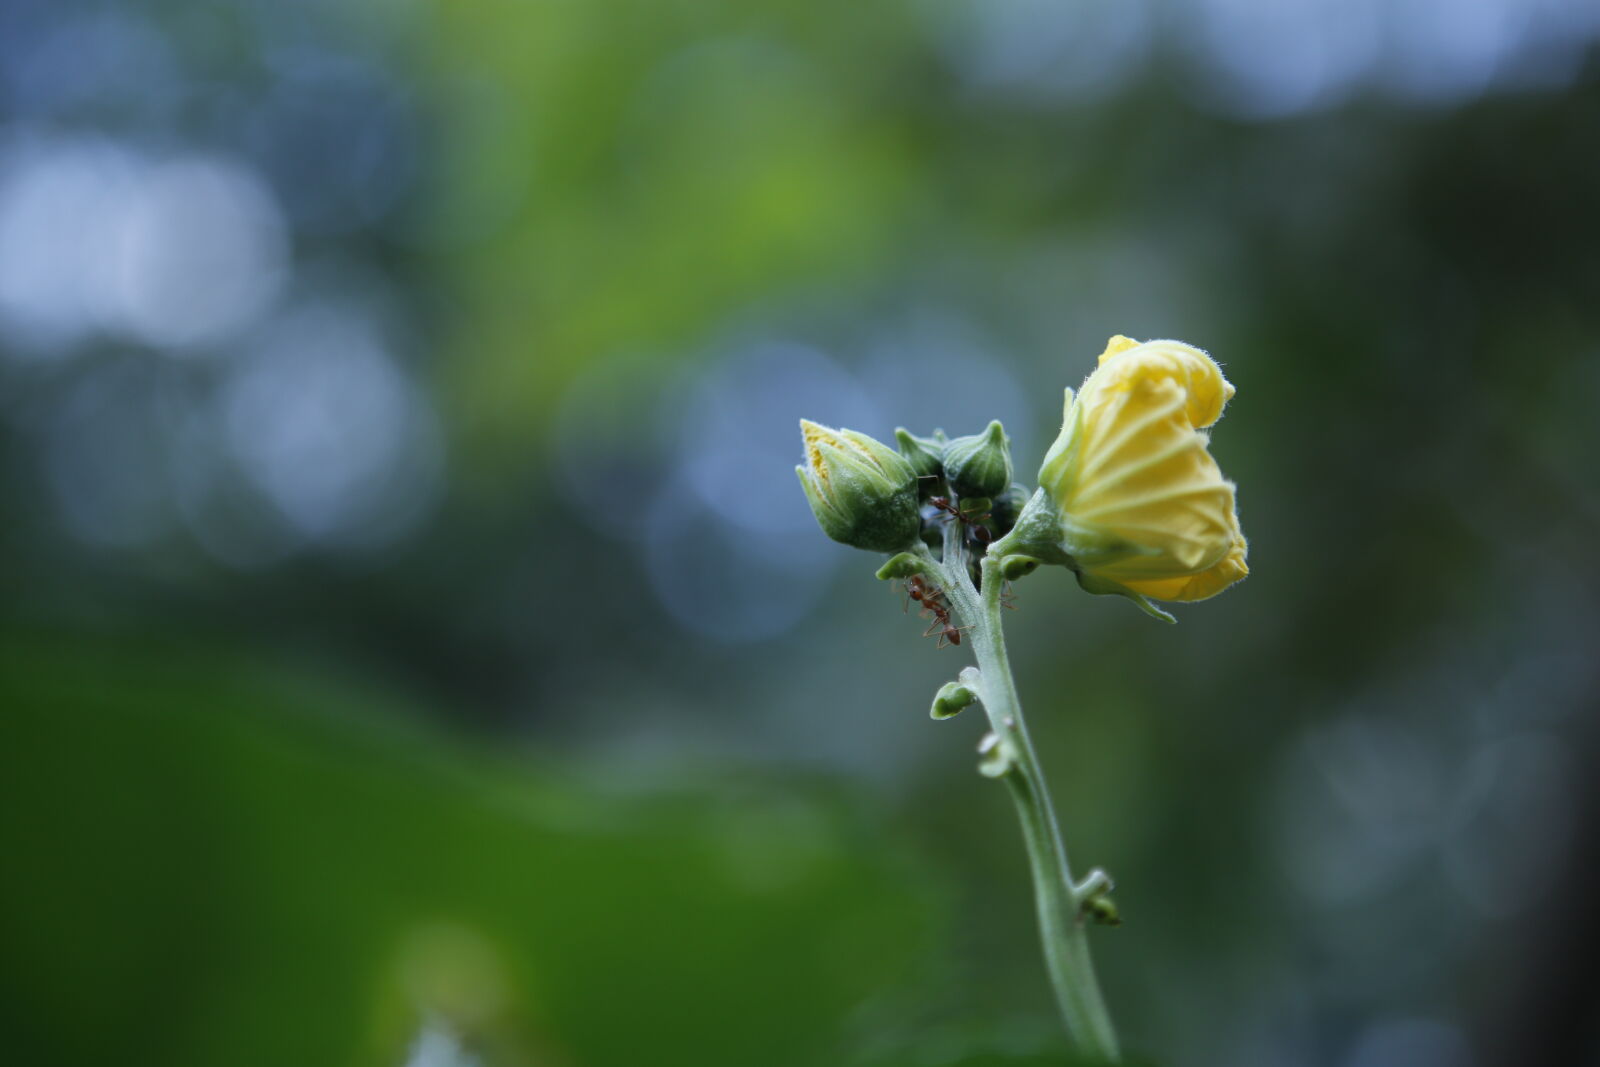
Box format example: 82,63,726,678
796,336,1249,1062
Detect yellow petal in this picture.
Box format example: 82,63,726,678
1119,522,1248,602
1090,338,1234,429
1041,336,1248,602
1097,335,1142,364
1064,382,1234,576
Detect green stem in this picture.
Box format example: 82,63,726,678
935,523,1120,1062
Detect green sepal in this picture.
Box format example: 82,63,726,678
1074,571,1177,624
987,487,1075,568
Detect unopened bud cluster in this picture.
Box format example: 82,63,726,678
797,417,1024,564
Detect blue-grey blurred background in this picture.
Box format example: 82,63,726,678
2,2,1598,1066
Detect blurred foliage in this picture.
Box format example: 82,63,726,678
413,0,922,461
0,634,942,1067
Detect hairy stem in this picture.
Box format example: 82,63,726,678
935,522,1120,1061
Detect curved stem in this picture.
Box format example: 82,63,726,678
936,523,1120,1061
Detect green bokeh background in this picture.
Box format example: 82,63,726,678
2,2,1598,1066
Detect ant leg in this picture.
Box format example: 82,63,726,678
939,624,974,649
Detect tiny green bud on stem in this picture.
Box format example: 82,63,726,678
999,555,1041,582
1075,868,1121,927
1074,868,1113,903
977,732,1015,778
876,551,933,581
1083,896,1122,927
931,681,977,720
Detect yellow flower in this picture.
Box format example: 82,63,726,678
1017,336,1248,607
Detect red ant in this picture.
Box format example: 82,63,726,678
928,495,980,522
930,495,996,546
923,617,970,648
894,574,968,649
914,576,973,647
901,574,948,618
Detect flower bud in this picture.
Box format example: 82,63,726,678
992,337,1248,610
796,420,922,553
893,428,945,489
942,420,1013,500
